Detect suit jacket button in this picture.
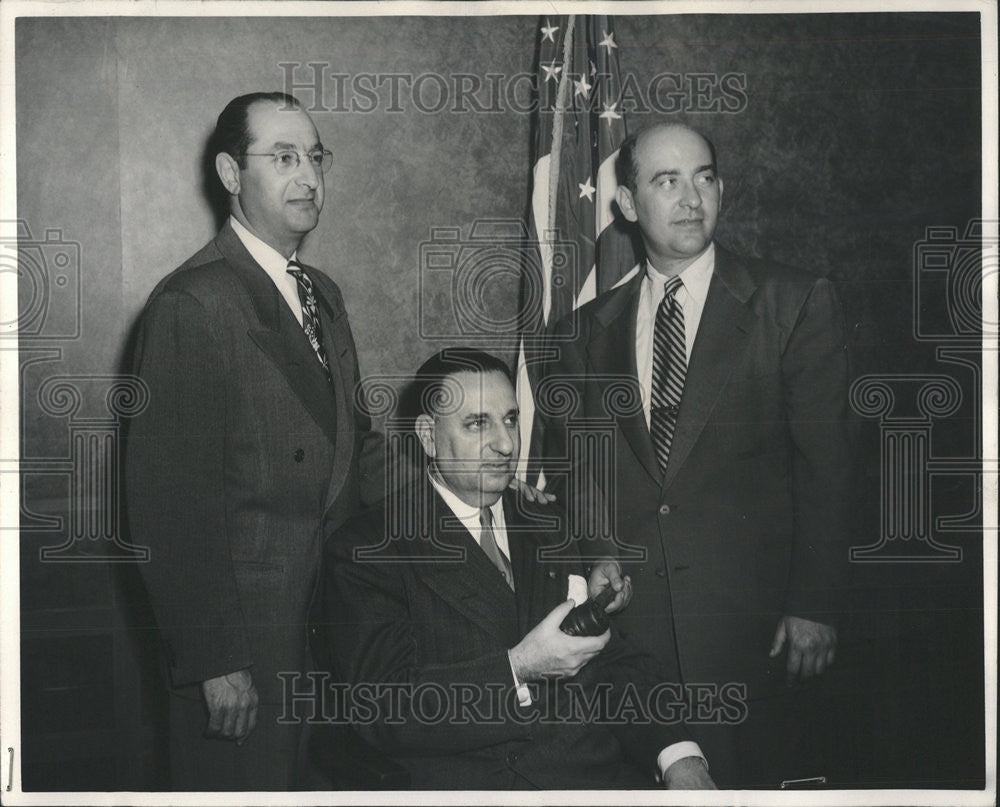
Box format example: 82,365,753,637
658,504,671,515
294,448,305,462
506,751,519,765
654,567,667,578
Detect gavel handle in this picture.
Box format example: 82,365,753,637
590,583,619,611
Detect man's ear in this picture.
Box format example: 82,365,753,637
215,152,241,196
414,414,436,459
718,176,724,211
615,185,638,223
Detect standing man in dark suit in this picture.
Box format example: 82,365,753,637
320,349,716,790
126,92,383,790
542,122,853,786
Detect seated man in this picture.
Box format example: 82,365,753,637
317,348,716,790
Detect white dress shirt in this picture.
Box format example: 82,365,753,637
635,244,715,428
426,470,529,706
230,215,305,327
427,469,511,561
427,470,706,781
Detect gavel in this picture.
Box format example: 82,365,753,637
559,584,619,636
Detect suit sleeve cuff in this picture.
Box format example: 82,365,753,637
656,741,707,781
507,650,532,707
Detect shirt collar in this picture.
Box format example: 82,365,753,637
645,242,715,307
426,467,503,524
230,215,298,275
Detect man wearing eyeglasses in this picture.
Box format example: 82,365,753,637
126,92,382,790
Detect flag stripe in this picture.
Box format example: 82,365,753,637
517,14,638,483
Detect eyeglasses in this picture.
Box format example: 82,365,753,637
242,149,334,175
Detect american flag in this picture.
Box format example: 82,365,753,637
516,14,641,484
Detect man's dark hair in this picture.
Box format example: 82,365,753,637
210,91,302,169
399,348,513,422
616,123,718,195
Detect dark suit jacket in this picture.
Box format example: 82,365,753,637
543,244,854,700
126,221,382,705
320,482,691,790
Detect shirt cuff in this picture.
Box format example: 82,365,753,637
656,741,707,782
507,650,532,707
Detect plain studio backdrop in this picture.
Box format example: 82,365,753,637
12,10,986,792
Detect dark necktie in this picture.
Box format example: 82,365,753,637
286,260,331,380
650,275,686,475
479,506,514,591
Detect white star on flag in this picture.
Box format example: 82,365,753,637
517,16,638,487
541,61,563,83
599,101,622,124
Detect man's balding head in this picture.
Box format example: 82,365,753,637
614,123,723,275
617,123,717,196
211,92,326,257
211,92,302,170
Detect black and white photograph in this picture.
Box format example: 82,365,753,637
0,1,995,803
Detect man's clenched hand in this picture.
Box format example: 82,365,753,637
202,669,258,745
769,615,837,685
509,600,610,682
587,558,633,614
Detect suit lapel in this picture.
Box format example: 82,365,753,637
504,492,579,637
215,223,339,446
296,265,360,516
662,246,758,490
585,275,661,482
412,488,519,645
505,492,540,638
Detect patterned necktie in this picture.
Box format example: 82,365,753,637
479,506,514,591
650,275,686,475
286,260,331,380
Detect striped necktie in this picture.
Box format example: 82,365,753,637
286,260,331,380
650,275,686,475
479,506,514,591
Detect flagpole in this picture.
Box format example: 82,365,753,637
518,15,576,485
